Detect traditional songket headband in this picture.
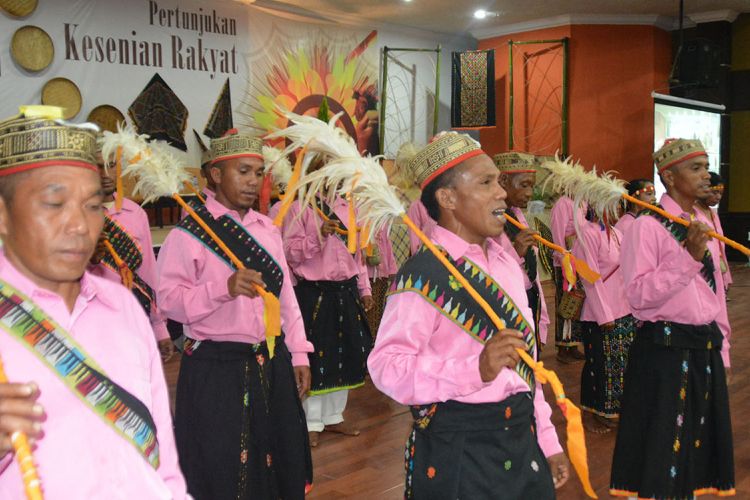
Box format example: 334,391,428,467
210,128,264,164
653,138,707,173
409,132,484,188
493,151,537,174
0,106,98,176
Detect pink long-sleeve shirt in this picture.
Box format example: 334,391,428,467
614,212,636,238
495,207,550,344
0,253,187,500
282,199,371,296
550,196,585,267
366,227,398,279
89,198,169,341
620,194,729,366
368,225,563,458
407,199,437,255
572,222,631,325
156,196,313,366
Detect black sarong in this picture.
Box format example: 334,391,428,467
294,277,372,395
175,339,312,500
580,314,636,418
553,266,583,346
405,393,554,499
610,321,734,498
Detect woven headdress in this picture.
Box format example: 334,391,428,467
493,151,536,174
0,105,98,176
653,138,706,173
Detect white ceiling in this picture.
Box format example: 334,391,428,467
243,0,748,38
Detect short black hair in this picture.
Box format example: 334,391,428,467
420,167,460,221
709,171,723,187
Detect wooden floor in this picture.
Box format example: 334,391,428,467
163,264,749,499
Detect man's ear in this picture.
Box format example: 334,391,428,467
0,197,10,240
661,168,674,189
498,173,509,189
209,165,222,186
435,185,457,213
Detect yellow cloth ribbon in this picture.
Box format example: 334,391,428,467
347,192,357,254
273,145,307,227
19,104,63,120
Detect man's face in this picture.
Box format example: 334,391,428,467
636,182,657,205
439,154,508,240
707,186,723,207
211,156,264,211
500,172,536,209
665,156,710,200
96,152,116,197
0,166,104,289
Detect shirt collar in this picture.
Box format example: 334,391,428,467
205,195,270,228
105,198,135,216
0,251,116,310
660,193,695,220
431,225,504,262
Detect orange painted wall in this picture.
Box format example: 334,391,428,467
479,24,672,181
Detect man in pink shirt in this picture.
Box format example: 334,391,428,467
157,131,314,499
549,194,586,362
571,216,634,434
90,148,174,361
614,178,655,238
0,108,188,499
369,133,569,498
610,139,734,498
494,152,551,348
282,184,373,446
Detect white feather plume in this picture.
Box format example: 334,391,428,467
124,140,192,203
101,122,191,203
269,109,405,242
100,121,149,171
262,145,293,191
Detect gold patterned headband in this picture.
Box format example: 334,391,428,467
210,128,263,164
493,151,536,174
0,106,98,176
410,132,484,188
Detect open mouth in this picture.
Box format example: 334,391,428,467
492,208,506,218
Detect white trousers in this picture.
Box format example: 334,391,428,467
303,390,348,432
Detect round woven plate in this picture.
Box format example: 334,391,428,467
11,25,54,72
0,0,38,17
87,105,125,133
41,78,82,120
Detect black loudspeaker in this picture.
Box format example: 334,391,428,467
677,38,722,89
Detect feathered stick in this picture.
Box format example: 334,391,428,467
541,157,750,256
282,119,597,499
258,145,293,214
106,134,282,357
0,356,43,500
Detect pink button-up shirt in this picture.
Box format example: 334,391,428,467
156,196,313,366
366,227,398,280
614,212,636,238
407,199,437,255
89,198,169,341
621,194,728,365
572,222,631,324
282,199,371,296
368,225,563,458
550,196,585,267
0,253,187,500
495,207,550,344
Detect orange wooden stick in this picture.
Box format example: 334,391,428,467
0,356,43,500
182,181,206,204
503,213,601,283
102,240,133,289
623,193,750,256
401,214,597,498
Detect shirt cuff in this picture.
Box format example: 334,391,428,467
291,352,310,367
151,320,170,341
